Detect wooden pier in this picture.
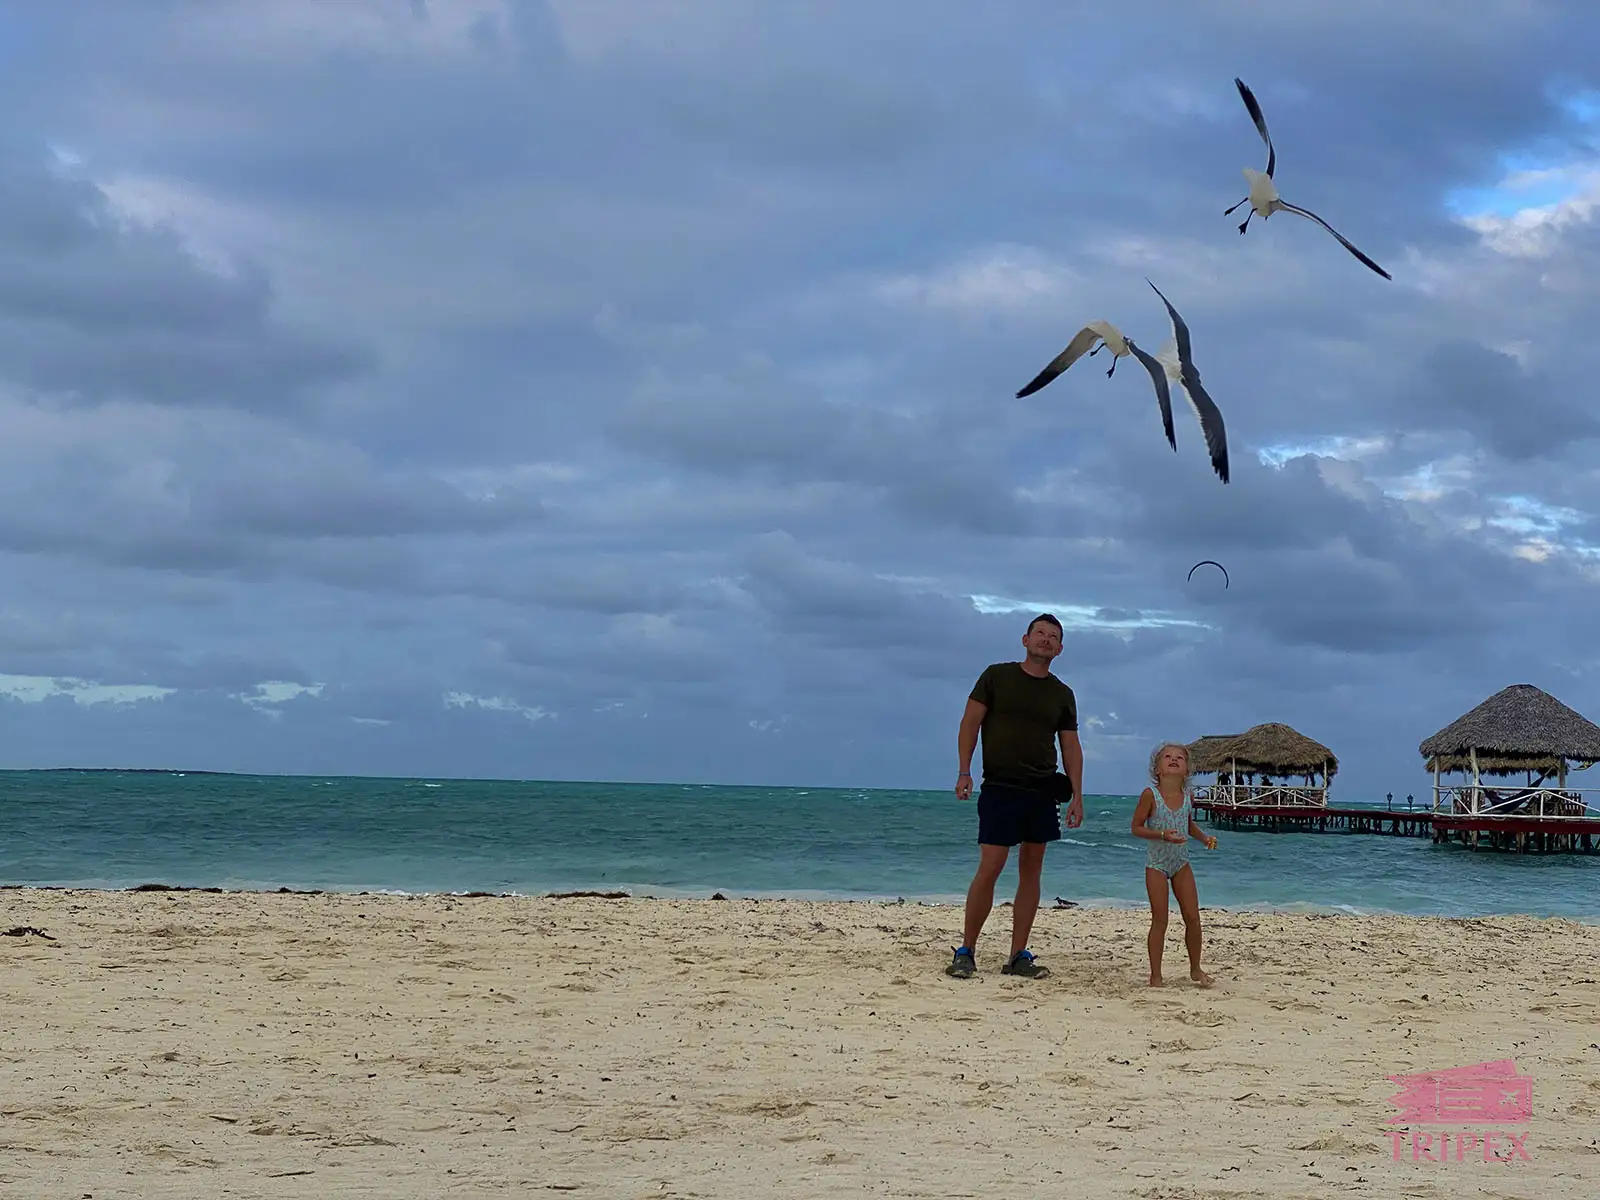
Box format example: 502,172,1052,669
1430,814,1600,855
1195,802,1433,837
1194,801,1600,853
1185,687,1600,855
1414,681,1600,856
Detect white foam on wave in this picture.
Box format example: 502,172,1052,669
1202,899,1395,918
603,883,967,905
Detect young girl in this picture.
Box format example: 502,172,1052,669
1130,742,1217,988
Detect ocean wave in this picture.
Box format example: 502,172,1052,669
1198,899,1396,917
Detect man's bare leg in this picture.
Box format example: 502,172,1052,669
1010,842,1045,956
962,844,1010,949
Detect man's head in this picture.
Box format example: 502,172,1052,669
1022,613,1063,664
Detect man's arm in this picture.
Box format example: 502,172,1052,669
1058,730,1083,805
958,698,986,778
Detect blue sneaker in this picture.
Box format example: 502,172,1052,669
945,946,976,978
1001,949,1050,979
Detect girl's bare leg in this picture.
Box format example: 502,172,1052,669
1143,867,1169,986
1171,864,1213,986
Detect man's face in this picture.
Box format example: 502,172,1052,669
1024,621,1062,661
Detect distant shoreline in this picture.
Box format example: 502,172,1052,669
7,767,240,776
0,767,1144,795
0,768,1415,805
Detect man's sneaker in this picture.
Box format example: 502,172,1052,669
1001,949,1050,979
945,946,976,978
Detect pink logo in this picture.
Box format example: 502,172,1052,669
1385,1060,1534,1164
1387,1059,1532,1125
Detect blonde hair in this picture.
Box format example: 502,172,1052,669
1148,742,1192,787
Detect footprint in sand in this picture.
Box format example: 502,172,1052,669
1293,1132,1382,1155
1175,1009,1232,1028
728,1099,814,1118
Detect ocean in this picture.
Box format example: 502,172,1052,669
3,770,1598,921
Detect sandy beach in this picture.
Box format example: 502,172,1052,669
3,888,1598,1198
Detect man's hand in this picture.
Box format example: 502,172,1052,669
1062,797,1084,828
956,772,973,801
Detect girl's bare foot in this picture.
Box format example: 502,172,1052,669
1190,969,1214,988
1148,975,1164,987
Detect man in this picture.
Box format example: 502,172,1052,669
947,612,1084,980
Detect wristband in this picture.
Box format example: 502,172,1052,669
957,772,971,777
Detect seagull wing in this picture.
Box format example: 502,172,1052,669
1127,342,1177,452
1015,325,1104,398
1175,369,1231,484
1278,201,1392,280
1234,77,1275,178
1146,280,1192,369
1146,280,1229,483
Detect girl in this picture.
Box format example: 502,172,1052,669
1130,742,1217,988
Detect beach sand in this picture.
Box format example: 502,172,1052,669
3,889,1598,1198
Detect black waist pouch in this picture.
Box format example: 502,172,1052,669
1042,772,1074,805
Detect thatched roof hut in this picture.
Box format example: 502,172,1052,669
1419,683,1600,777
1187,734,1244,775
1187,722,1339,780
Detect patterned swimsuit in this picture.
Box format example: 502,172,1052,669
1146,787,1193,878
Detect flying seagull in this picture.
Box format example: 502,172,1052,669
1015,319,1177,455
1147,280,1230,484
1225,77,1392,281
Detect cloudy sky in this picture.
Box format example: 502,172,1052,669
1,1,1598,798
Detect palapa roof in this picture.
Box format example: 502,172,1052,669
1187,723,1338,779
1419,683,1600,776
1187,734,1244,774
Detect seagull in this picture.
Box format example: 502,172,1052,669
1015,319,1177,455
1225,77,1392,281
1146,281,1230,484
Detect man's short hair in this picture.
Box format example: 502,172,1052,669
1027,612,1063,636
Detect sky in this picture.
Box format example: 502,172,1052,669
1,1,1599,799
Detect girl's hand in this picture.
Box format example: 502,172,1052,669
1164,830,1186,844
1204,835,1218,850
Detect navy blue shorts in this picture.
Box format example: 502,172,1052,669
977,781,1062,847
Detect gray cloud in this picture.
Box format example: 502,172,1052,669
607,363,1033,535
1400,341,1600,460
0,154,367,410
0,401,545,585
0,1,1598,799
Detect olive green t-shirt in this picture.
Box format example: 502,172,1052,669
969,662,1078,788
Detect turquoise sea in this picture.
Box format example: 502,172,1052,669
3,770,1598,921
